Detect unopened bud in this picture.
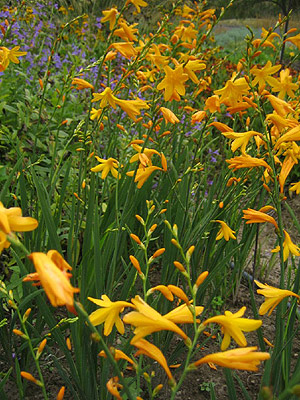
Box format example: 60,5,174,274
36,339,47,359
130,233,141,245
173,261,186,272
13,329,28,340
21,371,43,387
171,238,180,249
22,308,32,323
153,384,163,396
186,245,195,261
135,214,145,225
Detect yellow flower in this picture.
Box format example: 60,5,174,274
274,124,300,149
110,42,136,59
71,78,94,91
129,144,160,166
123,295,189,343
203,307,262,350
160,107,179,124
270,68,298,99
278,157,295,193
106,377,122,400
250,60,281,92
215,220,236,241
148,285,174,301
183,59,206,84
125,0,148,13
92,87,148,120
290,181,300,195
266,94,294,117
191,110,206,124
255,279,300,315
88,295,134,336
192,347,270,371
242,207,278,229
116,98,149,121
164,302,203,323
0,202,38,252
23,251,79,313
90,108,102,120
0,46,27,72
134,339,174,380
286,33,300,49
92,87,118,108
226,155,271,171
99,348,136,366
101,8,119,30
157,65,189,101
271,230,300,262
174,23,198,43
91,157,120,179
214,76,249,106
126,165,163,189
114,21,138,42
204,95,221,113
222,130,263,155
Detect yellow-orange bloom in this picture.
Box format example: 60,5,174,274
0,202,38,253
278,157,295,193
134,339,174,380
125,0,148,13
255,279,300,315
192,347,270,371
286,33,300,49
110,42,136,59
274,125,300,149
222,130,263,155
266,94,294,117
72,78,94,90
191,110,206,124
88,295,134,336
271,230,300,261
215,220,236,241
24,251,79,313
99,348,135,365
126,166,163,188
214,76,249,106
164,302,203,324
242,207,278,229
226,155,271,171
157,65,189,101
204,95,221,113
123,295,189,343
290,181,300,195
0,46,27,72
203,307,262,350
270,68,298,99
91,156,120,179
101,8,118,30
106,377,122,400
160,107,179,124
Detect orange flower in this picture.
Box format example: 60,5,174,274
191,110,206,124
99,348,135,365
271,230,300,261
134,339,174,380
101,8,118,30
0,202,38,253
88,295,134,335
72,78,94,90
226,155,271,171
203,307,262,350
242,207,278,229
110,42,136,59
255,279,300,315
204,95,221,113
270,68,298,99
157,65,189,101
215,220,236,241
123,295,189,343
192,347,270,371
24,251,79,313
125,0,148,13
106,377,122,400
214,76,249,106
160,107,179,124
278,157,295,193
